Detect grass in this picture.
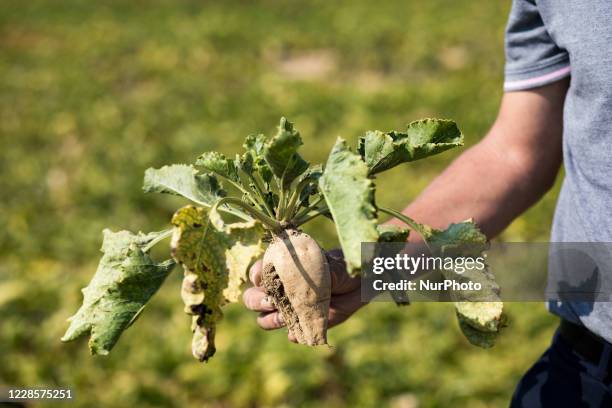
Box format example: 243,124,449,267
0,1,560,407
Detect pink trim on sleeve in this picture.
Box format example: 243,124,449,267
504,65,571,91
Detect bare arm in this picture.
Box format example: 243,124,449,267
394,79,569,238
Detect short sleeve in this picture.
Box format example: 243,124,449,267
504,0,570,92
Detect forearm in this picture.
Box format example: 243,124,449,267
397,135,555,238
392,81,568,239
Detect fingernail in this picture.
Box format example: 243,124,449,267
261,296,274,309
276,313,285,327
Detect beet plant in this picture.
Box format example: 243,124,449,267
62,117,505,362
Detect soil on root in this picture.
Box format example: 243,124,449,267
261,262,305,342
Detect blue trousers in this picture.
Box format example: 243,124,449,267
511,331,612,407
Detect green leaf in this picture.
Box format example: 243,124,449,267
456,302,504,333
62,230,175,355
295,165,323,208
319,138,379,275
234,150,279,214
359,119,463,175
171,205,264,362
196,151,240,183
426,220,487,257
376,224,410,243
425,220,505,347
264,117,309,187
244,133,273,185
143,164,225,206
371,224,411,305
234,151,254,175
457,317,498,348
244,133,268,157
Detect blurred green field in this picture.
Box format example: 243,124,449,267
0,1,561,407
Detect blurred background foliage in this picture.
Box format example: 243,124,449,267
0,1,561,407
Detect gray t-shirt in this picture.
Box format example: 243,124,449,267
505,0,612,341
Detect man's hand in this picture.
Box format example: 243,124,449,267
242,249,364,342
